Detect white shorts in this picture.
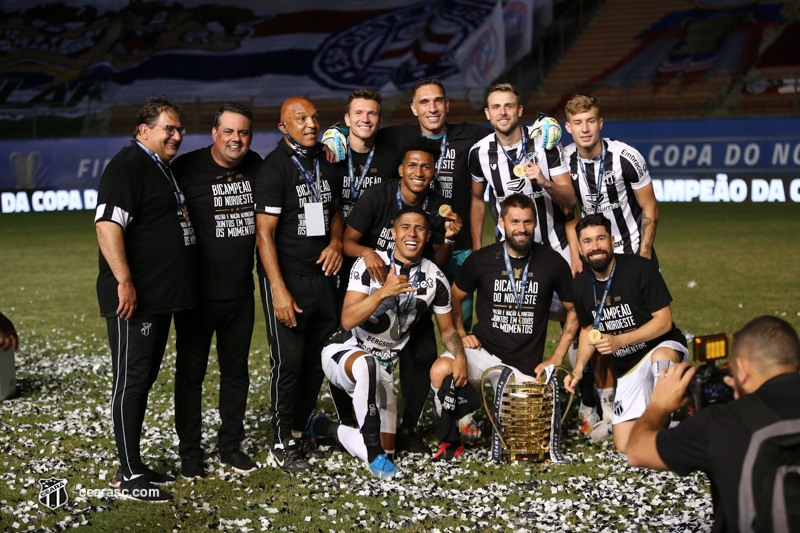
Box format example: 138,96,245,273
321,342,395,398
440,347,540,391
612,340,689,425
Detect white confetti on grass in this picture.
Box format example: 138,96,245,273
0,322,714,532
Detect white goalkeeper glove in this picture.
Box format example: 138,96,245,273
321,124,349,163
529,113,562,151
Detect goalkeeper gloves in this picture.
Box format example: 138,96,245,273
321,124,349,163
529,113,562,151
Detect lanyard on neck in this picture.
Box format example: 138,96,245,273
395,183,429,212
347,144,375,205
136,141,189,222
496,126,527,177
591,258,617,332
502,243,531,324
578,140,606,214
290,155,321,202
390,254,420,334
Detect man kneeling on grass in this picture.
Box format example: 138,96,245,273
311,206,467,478
429,193,577,460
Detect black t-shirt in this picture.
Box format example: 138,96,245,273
335,144,399,227
572,254,685,375
172,146,262,301
455,242,573,375
380,122,490,252
254,139,341,276
95,141,198,316
656,373,800,533
346,179,447,262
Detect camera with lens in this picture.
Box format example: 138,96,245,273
685,333,735,412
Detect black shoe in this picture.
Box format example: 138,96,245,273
431,441,465,461
296,436,326,461
113,465,175,486
180,457,205,480
117,475,173,502
220,448,258,474
396,430,431,455
268,440,312,471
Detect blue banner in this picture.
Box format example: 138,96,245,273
0,132,282,214
603,117,800,174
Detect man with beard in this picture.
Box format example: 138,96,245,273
429,193,577,460
469,83,574,258
255,96,343,471
627,316,800,532
172,103,261,478
312,206,465,478
564,214,687,454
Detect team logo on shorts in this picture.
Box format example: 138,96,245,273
613,400,624,417
38,477,68,510
141,322,152,336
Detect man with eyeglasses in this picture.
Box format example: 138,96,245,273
172,103,262,479
95,95,197,502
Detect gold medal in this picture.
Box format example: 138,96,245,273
438,204,452,217
513,164,525,177
589,328,602,342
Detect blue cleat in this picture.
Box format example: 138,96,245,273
368,454,399,480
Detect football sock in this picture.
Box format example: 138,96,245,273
652,359,673,387
598,387,615,420
352,356,384,462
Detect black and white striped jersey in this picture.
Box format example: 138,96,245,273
342,250,452,363
469,125,571,262
563,138,651,255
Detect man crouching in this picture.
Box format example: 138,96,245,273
311,206,467,478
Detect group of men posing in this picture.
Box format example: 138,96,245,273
94,79,685,501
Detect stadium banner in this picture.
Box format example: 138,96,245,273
0,0,503,118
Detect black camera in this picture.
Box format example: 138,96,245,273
685,333,735,412
686,362,734,411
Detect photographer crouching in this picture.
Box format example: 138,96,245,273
627,316,800,533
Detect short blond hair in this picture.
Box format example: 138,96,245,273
565,94,601,120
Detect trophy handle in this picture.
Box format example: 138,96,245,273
480,365,513,449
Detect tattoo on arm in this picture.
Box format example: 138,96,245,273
452,305,464,329
640,215,657,255
442,331,465,357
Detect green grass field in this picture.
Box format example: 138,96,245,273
0,202,798,532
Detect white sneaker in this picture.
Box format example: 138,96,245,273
589,419,613,442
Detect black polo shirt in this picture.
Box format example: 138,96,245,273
95,141,198,316
254,139,341,276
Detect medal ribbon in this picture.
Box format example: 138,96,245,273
496,126,527,170
390,254,420,332
290,155,321,202
395,183,429,212
590,258,617,332
347,145,375,207
502,243,531,322
577,140,606,214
